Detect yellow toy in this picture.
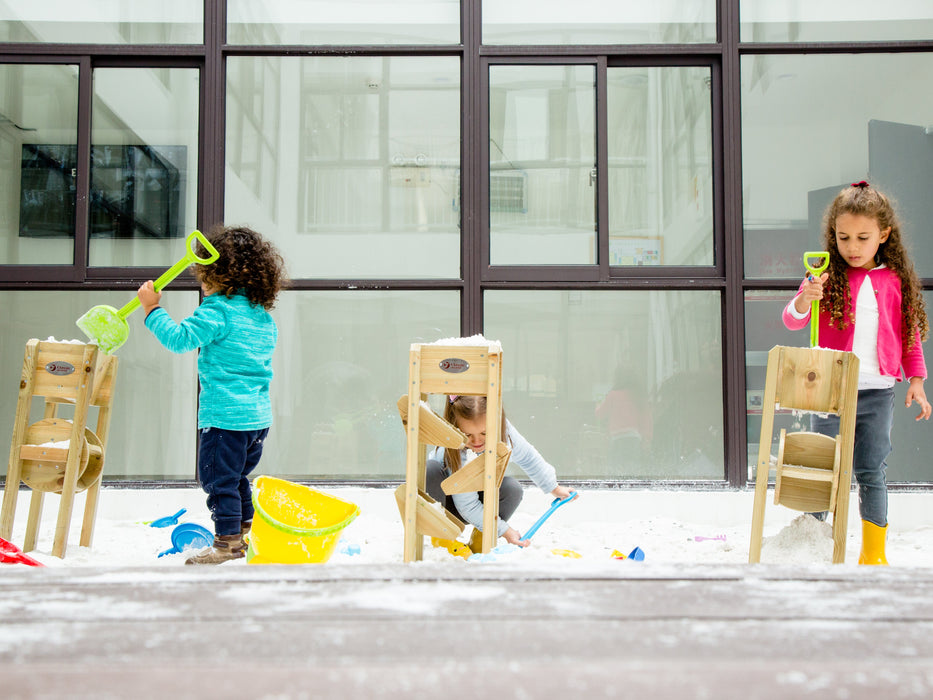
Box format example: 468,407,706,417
247,475,359,564
431,537,472,559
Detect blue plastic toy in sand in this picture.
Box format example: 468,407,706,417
148,508,187,528
157,523,212,558
521,491,577,540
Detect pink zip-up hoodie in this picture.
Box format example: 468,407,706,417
782,266,927,381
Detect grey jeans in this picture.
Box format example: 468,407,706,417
425,458,524,528
811,387,894,527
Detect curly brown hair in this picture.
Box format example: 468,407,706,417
193,224,288,310
442,395,508,472
820,184,928,349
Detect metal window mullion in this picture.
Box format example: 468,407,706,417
73,56,92,282
596,56,609,280
721,0,748,488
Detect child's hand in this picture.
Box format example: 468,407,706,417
794,272,828,314
906,377,931,421
503,527,530,548
551,486,577,502
137,280,162,315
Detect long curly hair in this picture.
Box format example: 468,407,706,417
821,184,928,350
193,224,288,310
443,395,508,472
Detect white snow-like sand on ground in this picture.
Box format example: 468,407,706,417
3,485,932,569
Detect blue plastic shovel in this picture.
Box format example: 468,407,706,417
521,491,577,540
148,508,187,528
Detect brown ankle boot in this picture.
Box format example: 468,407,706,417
185,534,246,565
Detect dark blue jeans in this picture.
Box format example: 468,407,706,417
425,458,523,525
198,427,269,536
811,387,894,527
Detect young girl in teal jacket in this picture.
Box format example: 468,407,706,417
138,225,288,564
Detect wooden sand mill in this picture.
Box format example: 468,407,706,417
396,340,512,562
2,339,118,558
748,344,859,563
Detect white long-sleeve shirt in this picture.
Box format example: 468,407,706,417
428,420,559,536
787,268,895,389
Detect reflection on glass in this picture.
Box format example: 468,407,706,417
227,0,460,45
0,290,197,480
225,56,461,279
608,66,713,266
741,53,933,279
88,68,199,268
0,2,202,44
489,65,596,266
485,289,723,480
744,291,933,483
484,0,715,45
0,63,78,265
261,290,459,479
740,0,933,42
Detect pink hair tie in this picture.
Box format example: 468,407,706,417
449,395,458,403
851,180,869,188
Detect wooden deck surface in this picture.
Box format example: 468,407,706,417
3,563,933,699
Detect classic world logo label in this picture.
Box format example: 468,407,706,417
439,358,470,373
44,361,75,376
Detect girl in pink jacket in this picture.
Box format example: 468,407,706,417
783,182,930,565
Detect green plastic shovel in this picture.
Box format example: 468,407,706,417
804,251,830,348
76,230,219,354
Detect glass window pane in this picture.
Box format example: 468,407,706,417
744,290,933,483
484,0,716,45
0,2,202,44
485,290,724,480
0,290,197,481
489,65,595,266
741,53,933,279
1,64,78,266
225,56,461,279
608,66,714,267
740,0,933,42
89,68,200,268
260,290,460,480
227,0,460,45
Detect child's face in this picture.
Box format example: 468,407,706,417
201,280,216,296
834,212,890,271
457,415,487,453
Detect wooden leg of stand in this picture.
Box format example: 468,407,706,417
24,490,44,552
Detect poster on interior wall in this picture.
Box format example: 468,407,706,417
19,144,186,239
609,236,662,266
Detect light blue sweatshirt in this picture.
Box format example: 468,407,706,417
428,420,559,536
144,293,277,431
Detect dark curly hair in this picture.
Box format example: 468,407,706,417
193,224,288,310
821,184,928,350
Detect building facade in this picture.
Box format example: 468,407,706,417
1,1,932,486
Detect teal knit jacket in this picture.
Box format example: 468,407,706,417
144,293,277,430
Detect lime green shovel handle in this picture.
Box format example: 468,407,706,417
804,251,830,347
116,230,220,319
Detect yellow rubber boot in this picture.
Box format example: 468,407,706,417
858,520,889,566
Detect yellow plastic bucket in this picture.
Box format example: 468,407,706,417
247,475,359,564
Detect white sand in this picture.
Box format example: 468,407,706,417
3,485,933,569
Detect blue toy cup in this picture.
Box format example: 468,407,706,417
157,523,212,558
